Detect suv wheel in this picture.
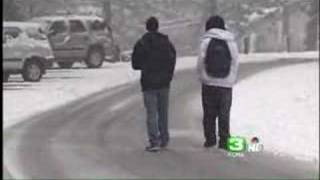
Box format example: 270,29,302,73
3,73,10,82
86,48,104,68
22,60,43,82
58,62,74,69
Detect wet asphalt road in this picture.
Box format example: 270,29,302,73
3,59,319,179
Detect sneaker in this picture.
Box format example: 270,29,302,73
145,145,160,152
204,141,216,148
160,142,168,149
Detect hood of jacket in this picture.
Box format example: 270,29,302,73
142,32,168,42
202,28,235,42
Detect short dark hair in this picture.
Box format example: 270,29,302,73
146,17,159,32
205,15,226,31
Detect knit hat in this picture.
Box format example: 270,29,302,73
205,15,226,31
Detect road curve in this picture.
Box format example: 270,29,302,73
4,59,319,179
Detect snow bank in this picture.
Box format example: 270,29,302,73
176,51,318,66
232,62,319,162
239,51,319,63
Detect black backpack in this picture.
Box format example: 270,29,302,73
205,38,232,78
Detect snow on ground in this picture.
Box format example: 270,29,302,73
3,52,319,160
3,62,138,129
232,61,319,162
2,58,199,129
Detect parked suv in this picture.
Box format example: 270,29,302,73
3,22,54,82
32,15,115,68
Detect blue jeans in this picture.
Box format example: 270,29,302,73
143,88,170,146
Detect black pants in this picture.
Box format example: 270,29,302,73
201,84,232,146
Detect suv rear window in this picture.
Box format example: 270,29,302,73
90,20,105,31
50,21,67,34
70,20,86,33
26,27,47,40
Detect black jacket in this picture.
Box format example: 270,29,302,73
132,32,176,91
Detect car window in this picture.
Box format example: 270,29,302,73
69,20,86,33
90,20,105,31
50,21,67,34
26,27,47,40
3,27,22,39
36,20,52,33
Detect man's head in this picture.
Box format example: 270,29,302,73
205,15,226,31
146,16,159,32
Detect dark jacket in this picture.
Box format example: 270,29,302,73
132,32,176,91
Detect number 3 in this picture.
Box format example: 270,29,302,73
228,137,246,152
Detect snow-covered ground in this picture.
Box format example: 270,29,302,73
3,51,319,162
232,62,319,162
2,58,197,129
3,62,136,129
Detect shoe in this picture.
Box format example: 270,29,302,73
160,141,168,148
204,141,216,148
218,142,228,151
145,145,160,152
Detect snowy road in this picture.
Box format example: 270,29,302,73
3,59,319,179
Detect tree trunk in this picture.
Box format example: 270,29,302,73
305,0,319,50
103,0,112,25
29,0,35,19
102,0,113,43
282,4,291,52
102,0,121,61
243,36,251,54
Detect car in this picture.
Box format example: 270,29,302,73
31,15,118,69
3,22,54,82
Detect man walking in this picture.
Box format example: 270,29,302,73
132,17,176,152
197,16,239,150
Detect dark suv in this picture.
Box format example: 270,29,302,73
32,15,115,68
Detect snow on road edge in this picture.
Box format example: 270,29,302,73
232,62,319,162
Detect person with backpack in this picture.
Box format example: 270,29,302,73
132,17,176,152
197,15,239,150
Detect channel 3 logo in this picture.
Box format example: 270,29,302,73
227,136,264,153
